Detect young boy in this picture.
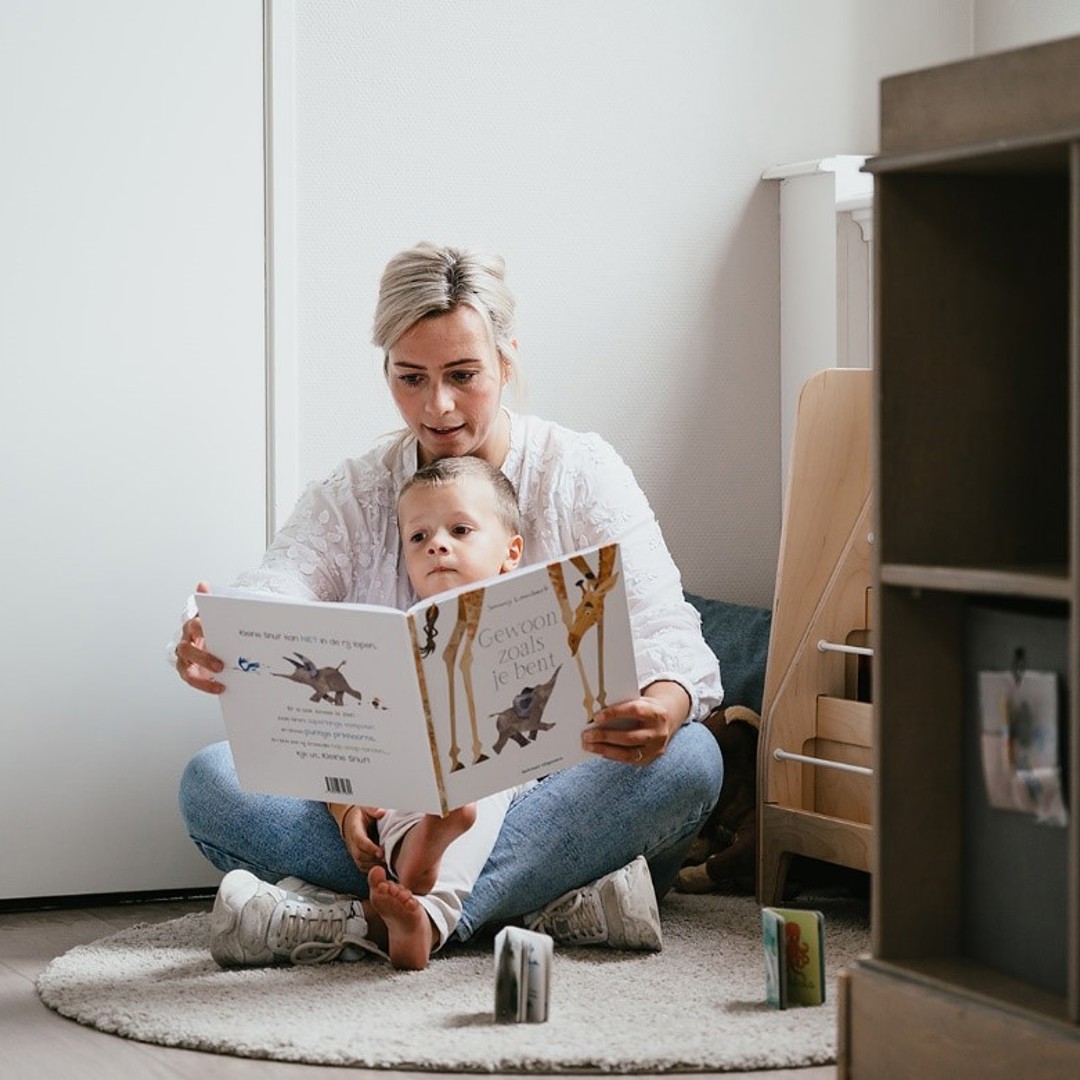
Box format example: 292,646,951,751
334,455,525,969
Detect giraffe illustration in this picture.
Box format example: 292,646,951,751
547,544,621,716
441,591,490,772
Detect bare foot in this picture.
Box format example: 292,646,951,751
368,866,434,970
394,803,477,894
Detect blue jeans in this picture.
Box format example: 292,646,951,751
178,721,722,942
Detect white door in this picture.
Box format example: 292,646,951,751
0,1,267,899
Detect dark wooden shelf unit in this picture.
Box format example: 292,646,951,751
840,35,1080,1079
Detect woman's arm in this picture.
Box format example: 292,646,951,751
561,431,723,721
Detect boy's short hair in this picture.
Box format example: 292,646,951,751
398,457,522,536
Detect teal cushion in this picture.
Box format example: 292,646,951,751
685,593,772,714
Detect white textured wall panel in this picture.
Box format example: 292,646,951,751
0,0,266,896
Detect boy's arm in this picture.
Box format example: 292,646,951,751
326,802,386,870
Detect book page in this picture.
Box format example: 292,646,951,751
409,542,640,809
197,591,441,812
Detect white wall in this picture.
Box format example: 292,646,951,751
0,1,266,897
284,0,977,609
974,0,1080,53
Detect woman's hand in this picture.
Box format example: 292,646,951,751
175,582,225,694
339,805,387,872
582,680,691,766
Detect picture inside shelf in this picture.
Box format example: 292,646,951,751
978,656,1067,827
964,602,1070,997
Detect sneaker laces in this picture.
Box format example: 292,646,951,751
266,898,388,965
527,889,608,945
291,934,387,965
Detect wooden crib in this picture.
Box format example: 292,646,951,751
756,367,873,906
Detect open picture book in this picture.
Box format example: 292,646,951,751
196,542,638,815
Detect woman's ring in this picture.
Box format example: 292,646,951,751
635,748,644,763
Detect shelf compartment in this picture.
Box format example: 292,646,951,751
876,170,1070,575
874,588,1073,1001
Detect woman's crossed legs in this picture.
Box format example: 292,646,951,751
179,720,723,944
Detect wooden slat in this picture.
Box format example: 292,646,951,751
815,696,872,748
760,805,871,874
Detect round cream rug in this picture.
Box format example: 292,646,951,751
37,891,868,1072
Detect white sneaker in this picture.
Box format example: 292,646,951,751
209,869,386,967
274,876,354,904
524,855,662,951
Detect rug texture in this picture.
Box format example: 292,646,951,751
36,892,867,1073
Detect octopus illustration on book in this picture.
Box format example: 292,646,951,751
546,545,621,716
490,666,562,754
785,922,811,972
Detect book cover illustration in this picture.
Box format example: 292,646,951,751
762,907,826,1008
196,542,638,815
415,543,635,812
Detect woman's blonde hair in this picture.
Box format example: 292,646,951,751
373,242,519,378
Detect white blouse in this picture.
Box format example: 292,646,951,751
230,412,723,720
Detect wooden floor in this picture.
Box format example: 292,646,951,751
1,897,835,1080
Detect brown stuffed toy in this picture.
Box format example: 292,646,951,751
676,705,760,894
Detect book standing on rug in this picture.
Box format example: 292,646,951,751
197,542,638,816
762,907,826,1008
494,926,553,1023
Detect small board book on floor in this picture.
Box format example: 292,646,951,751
494,926,553,1023
762,906,826,1008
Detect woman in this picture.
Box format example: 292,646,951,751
176,242,723,958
